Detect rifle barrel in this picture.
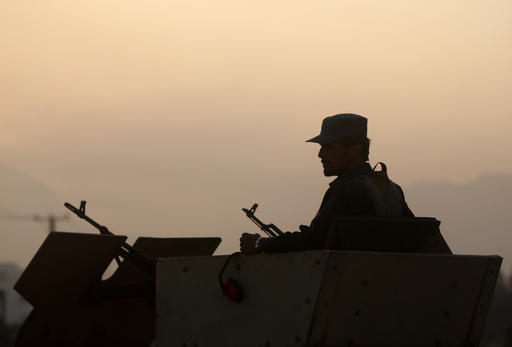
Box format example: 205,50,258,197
242,204,281,238
64,201,155,276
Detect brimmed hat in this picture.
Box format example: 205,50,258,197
306,113,367,144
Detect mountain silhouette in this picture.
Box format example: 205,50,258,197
406,174,512,275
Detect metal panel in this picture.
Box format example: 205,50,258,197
465,256,502,346
133,237,221,257
14,232,127,315
113,237,222,284
324,217,451,254
308,252,500,347
156,251,329,347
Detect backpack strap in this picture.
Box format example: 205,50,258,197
372,162,387,174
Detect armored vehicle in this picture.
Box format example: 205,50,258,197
13,204,501,347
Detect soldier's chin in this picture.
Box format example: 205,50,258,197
323,167,337,176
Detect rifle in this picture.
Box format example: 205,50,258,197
242,203,283,237
64,201,155,277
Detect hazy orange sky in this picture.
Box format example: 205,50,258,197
1,1,511,268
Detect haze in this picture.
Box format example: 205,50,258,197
1,1,511,272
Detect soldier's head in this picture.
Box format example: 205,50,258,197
306,114,370,176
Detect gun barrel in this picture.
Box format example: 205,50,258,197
64,201,155,276
64,202,113,235
269,223,283,236
242,203,280,238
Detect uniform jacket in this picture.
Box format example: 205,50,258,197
261,163,413,253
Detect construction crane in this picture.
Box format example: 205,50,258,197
0,213,69,233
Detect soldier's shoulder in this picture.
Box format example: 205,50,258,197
333,175,374,197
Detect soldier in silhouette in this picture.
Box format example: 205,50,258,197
240,113,414,254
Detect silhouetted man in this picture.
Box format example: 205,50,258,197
240,113,413,254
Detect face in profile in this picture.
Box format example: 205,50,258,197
318,141,362,176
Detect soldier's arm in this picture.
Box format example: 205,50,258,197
260,181,374,253
260,228,325,253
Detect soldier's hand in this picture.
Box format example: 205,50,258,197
299,224,310,232
240,233,262,255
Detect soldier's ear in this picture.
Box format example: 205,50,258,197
347,142,363,159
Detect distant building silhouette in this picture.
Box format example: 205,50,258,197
0,264,31,324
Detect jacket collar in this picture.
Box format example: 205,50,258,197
329,162,372,186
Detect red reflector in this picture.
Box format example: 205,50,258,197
222,279,243,302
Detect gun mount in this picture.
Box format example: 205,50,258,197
13,201,221,347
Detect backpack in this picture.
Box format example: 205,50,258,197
357,162,406,217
